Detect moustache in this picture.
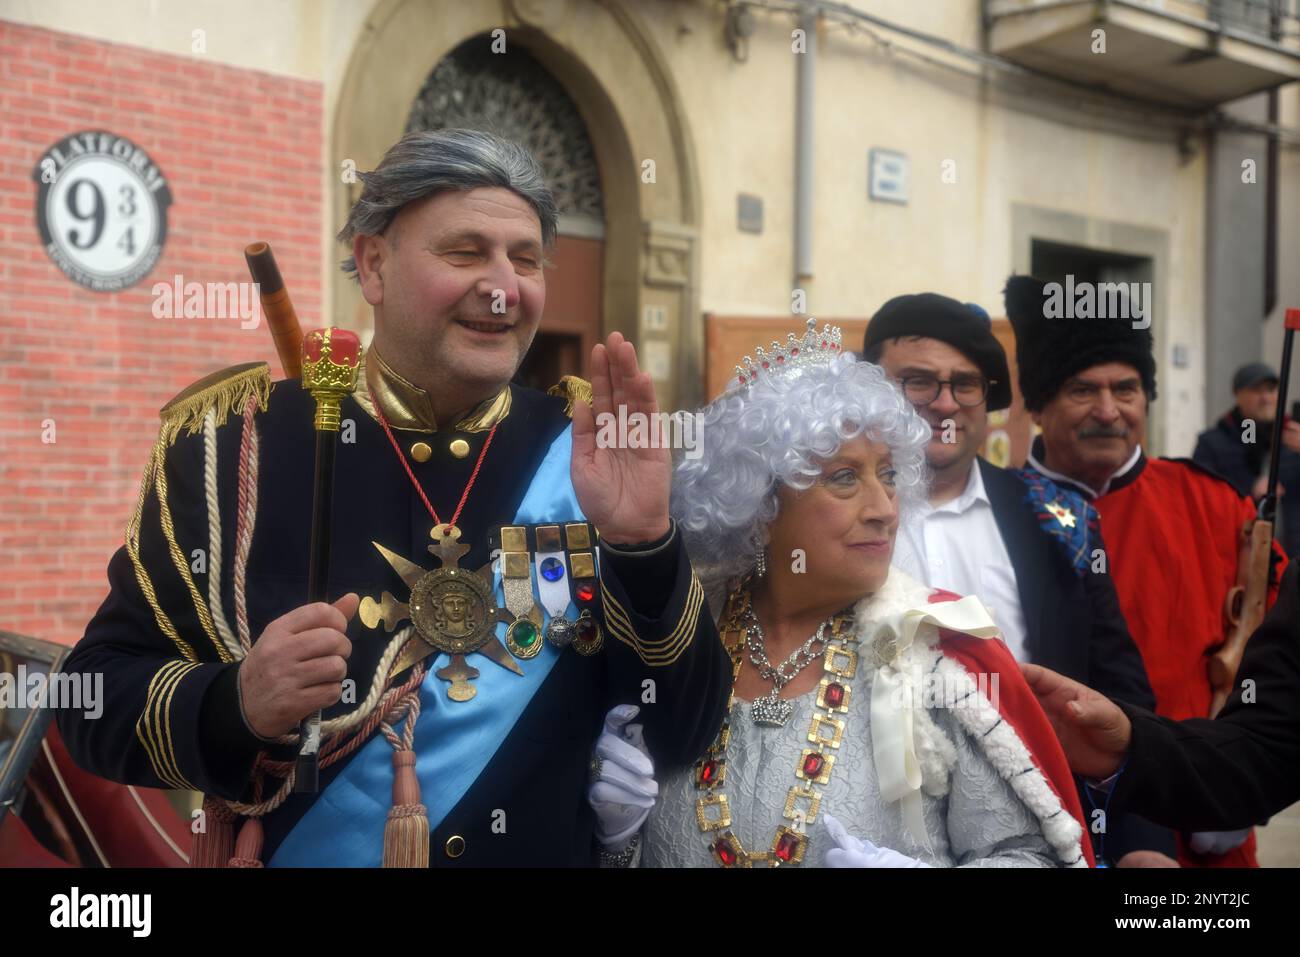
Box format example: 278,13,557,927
1078,424,1128,440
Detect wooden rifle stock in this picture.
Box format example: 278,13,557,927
1209,308,1300,717
1208,517,1272,718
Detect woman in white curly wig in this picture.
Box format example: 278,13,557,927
588,319,1094,869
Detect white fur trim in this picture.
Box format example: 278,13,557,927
930,652,1088,867
854,568,1087,867
913,705,956,797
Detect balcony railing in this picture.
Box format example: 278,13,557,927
986,0,1300,107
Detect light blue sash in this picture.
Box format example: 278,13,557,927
270,425,583,867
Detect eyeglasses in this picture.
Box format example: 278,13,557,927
898,374,991,408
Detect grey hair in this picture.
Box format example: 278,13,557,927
337,128,559,278
671,353,931,585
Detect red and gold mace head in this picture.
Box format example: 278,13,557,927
301,327,362,432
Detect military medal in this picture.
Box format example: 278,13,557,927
534,526,575,649
1045,500,1077,529
566,526,604,656
500,525,544,660
360,392,520,701
572,609,604,656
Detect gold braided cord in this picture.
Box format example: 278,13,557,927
124,445,198,662
135,709,179,788
203,409,243,660
122,364,271,663
135,660,199,789
223,630,421,819
154,661,201,789
602,572,704,667
547,375,593,419
154,458,232,663
157,362,271,449
141,661,188,788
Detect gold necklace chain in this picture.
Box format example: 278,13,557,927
694,586,860,867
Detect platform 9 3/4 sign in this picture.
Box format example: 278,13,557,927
33,131,173,293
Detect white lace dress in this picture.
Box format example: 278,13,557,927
640,569,1079,868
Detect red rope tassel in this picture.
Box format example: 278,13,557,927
382,750,429,868
191,795,236,868
229,817,265,868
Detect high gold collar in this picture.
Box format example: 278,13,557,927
353,347,512,433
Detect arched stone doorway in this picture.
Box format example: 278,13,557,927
331,0,703,409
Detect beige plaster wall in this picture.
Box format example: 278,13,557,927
12,0,1297,452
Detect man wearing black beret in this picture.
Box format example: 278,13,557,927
864,292,1174,866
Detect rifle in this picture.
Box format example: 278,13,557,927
1207,307,1300,717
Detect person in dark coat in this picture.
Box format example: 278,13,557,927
1193,361,1300,557
1023,560,1300,834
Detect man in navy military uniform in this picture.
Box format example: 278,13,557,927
57,129,731,866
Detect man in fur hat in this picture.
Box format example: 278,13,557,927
1004,275,1286,868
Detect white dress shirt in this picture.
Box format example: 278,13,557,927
892,462,1030,662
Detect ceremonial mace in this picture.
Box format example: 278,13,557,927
1208,306,1300,717
244,241,361,791
295,328,362,791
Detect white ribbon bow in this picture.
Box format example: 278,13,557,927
868,595,1001,849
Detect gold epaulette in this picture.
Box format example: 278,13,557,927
158,361,272,447
125,362,271,666
547,375,593,419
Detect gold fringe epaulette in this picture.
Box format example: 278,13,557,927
547,375,593,419
125,362,271,667
157,361,272,447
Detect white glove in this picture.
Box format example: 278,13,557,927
587,704,658,848
822,812,931,868
1189,829,1250,856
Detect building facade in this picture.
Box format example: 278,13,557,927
4,0,1300,641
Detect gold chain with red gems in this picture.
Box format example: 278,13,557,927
694,585,859,867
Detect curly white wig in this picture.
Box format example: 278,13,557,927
671,352,930,584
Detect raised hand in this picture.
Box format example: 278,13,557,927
571,331,672,545
1020,662,1131,779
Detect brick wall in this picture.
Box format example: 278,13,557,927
0,21,323,643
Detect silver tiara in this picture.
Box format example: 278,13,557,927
731,317,844,391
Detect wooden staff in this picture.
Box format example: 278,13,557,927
244,242,304,379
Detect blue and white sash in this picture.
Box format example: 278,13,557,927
271,425,583,866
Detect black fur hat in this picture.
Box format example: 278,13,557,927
1002,274,1156,412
